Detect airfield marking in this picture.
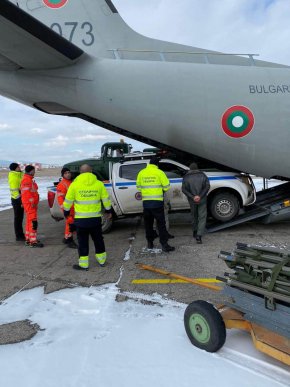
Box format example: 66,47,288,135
221,105,255,138
132,278,220,284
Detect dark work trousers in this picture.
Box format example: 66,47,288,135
188,198,207,236
143,205,168,245
76,218,105,257
11,198,24,239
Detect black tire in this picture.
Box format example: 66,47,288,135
101,213,113,234
210,192,240,222
184,300,226,352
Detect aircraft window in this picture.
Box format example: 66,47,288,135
120,163,147,180
159,162,186,178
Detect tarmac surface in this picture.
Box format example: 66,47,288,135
1,202,290,344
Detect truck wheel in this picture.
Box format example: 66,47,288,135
101,215,113,234
184,300,226,353
210,192,239,222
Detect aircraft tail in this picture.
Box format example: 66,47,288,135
13,0,206,59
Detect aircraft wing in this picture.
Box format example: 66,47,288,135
0,0,84,70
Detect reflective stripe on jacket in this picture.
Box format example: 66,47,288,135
63,172,111,219
57,178,72,207
8,171,23,199
20,174,39,207
136,164,170,201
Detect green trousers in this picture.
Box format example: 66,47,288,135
188,198,207,236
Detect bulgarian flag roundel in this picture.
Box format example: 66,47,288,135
43,0,68,8
221,105,255,138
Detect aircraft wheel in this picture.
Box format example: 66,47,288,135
210,192,240,222
184,300,226,353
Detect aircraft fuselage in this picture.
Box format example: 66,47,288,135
1,57,290,179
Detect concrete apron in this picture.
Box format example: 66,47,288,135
0,201,290,344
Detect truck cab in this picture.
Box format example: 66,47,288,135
63,141,132,180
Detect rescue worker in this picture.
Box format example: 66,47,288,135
63,164,111,271
182,162,210,244
20,165,44,247
56,167,77,249
8,162,25,241
136,157,175,252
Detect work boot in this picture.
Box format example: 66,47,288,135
73,264,88,271
16,235,26,242
196,235,202,244
63,237,74,244
67,239,78,249
193,231,197,238
162,243,175,252
147,241,154,249
167,233,175,239
30,241,44,248
25,240,30,247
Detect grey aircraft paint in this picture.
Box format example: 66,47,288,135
0,0,290,179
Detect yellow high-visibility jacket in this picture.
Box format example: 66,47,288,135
8,171,23,199
63,172,111,218
136,164,170,201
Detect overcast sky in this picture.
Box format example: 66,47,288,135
1,0,290,165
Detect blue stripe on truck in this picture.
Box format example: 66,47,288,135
104,176,237,188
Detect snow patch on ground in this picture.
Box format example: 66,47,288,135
141,246,163,254
0,285,289,387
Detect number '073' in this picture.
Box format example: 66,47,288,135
50,22,95,46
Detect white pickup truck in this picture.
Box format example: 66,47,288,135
48,155,256,233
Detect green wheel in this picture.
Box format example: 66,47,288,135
184,300,226,352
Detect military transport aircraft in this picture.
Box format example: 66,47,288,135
0,0,290,179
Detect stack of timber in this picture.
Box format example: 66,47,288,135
218,242,290,305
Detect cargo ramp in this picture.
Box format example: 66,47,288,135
207,182,290,232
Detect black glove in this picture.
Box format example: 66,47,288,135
69,223,76,233
32,220,38,231
63,210,70,219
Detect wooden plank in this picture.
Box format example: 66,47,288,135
137,264,221,291
132,278,220,284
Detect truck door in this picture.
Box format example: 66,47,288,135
112,162,147,214
158,161,189,210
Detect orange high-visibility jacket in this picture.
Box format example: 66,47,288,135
56,178,72,208
20,174,39,209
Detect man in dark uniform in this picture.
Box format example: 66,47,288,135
182,162,210,244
